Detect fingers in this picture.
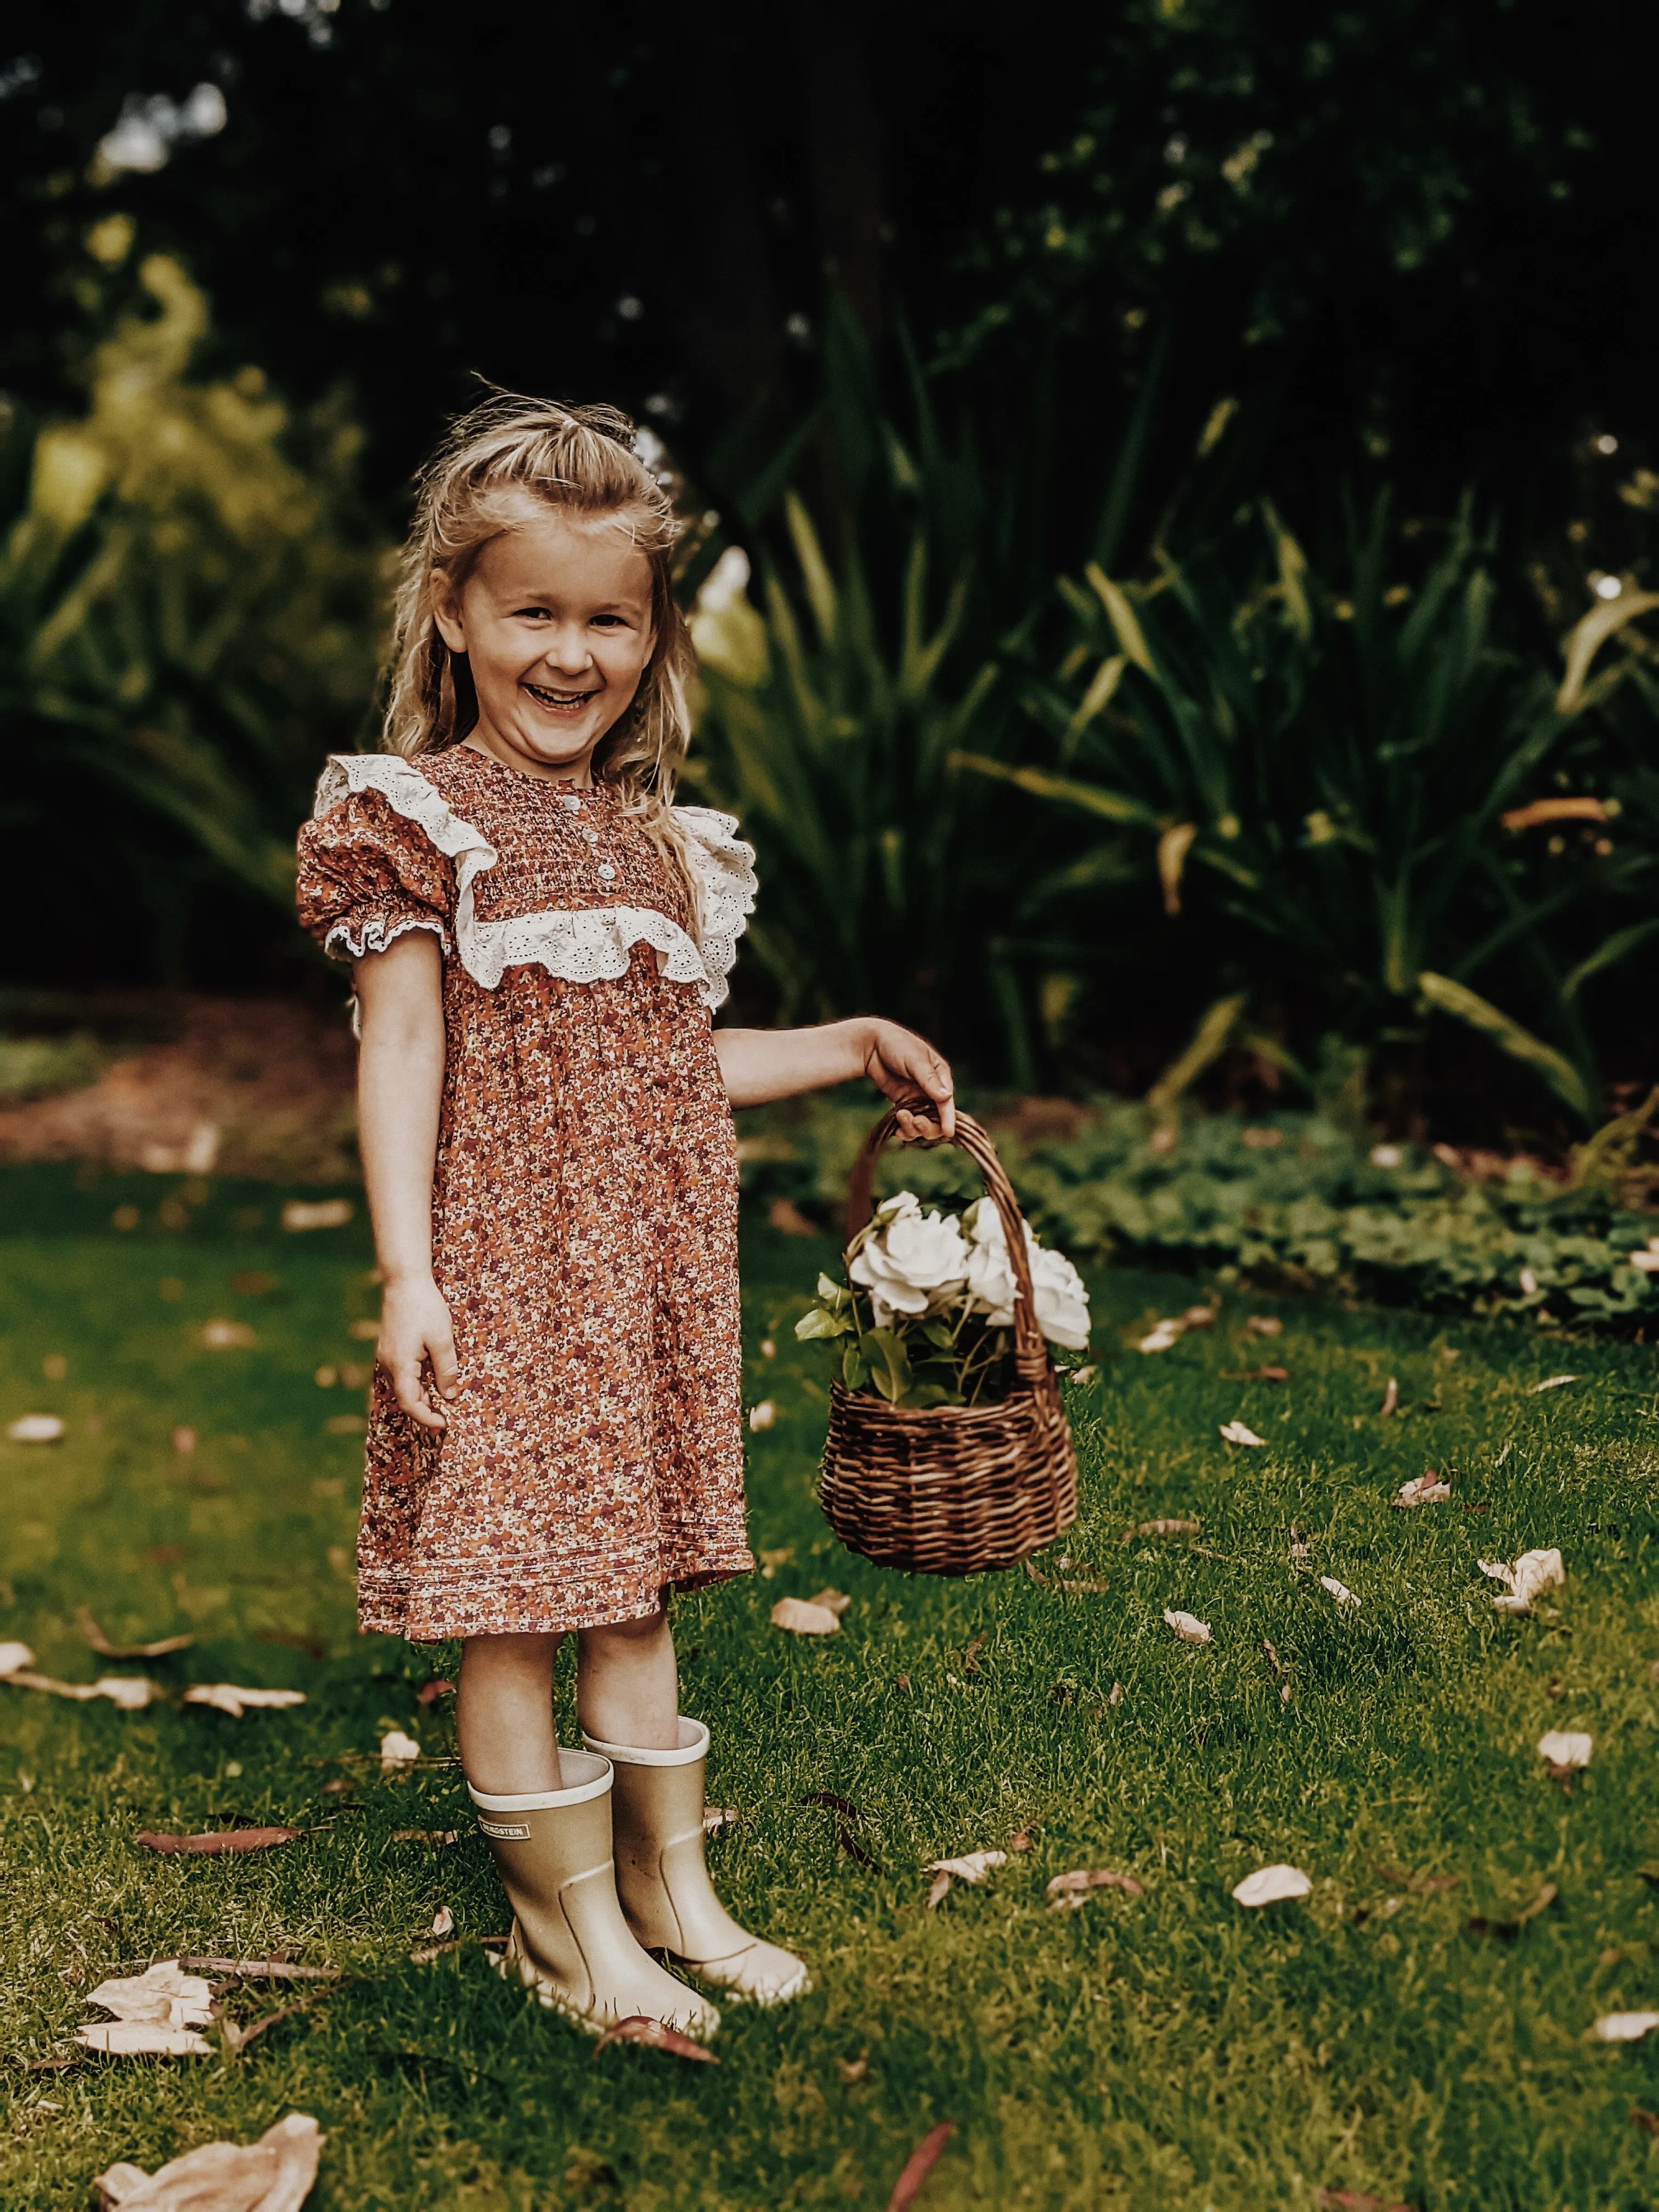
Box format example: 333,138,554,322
386,1345,448,1430
876,1027,955,1142
428,1325,461,1403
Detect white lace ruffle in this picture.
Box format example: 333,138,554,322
311,753,755,1011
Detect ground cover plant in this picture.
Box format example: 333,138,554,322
4,1161,1659,2208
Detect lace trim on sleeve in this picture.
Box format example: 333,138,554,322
313,757,751,1009
673,805,758,1011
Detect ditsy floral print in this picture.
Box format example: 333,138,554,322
296,743,754,1638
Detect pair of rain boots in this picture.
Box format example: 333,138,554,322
469,1717,808,2041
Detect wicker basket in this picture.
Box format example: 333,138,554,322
816,1109,1079,1577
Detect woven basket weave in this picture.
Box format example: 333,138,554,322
817,1109,1079,1577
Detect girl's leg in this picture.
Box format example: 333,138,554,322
575,1610,680,1752
456,1630,564,1793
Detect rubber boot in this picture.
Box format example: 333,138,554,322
582,1718,811,2006
469,1751,720,2040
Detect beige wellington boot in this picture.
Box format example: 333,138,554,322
582,1718,811,2006
469,1752,720,2041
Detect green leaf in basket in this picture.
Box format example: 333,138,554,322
843,1345,871,1391
920,1318,957,1349
900,1381,966,1408
796,1305,851,1340
817,1274,848,1305
864,1327,915,1405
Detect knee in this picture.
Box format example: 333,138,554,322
582,1610,667,1653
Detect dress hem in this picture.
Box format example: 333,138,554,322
357,1548,755,1640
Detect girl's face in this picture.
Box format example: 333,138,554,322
434,507,657,785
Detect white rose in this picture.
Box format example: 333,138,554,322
962,1200,1091,1351
847,1193,970,1325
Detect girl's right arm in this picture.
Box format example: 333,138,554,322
354,930,459,1430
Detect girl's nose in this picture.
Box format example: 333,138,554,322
538,627,595,676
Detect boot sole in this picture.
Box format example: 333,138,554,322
493,1947,721,2042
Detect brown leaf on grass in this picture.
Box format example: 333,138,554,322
1378,1376,1400,1417
1245,1314,1283,1337
136,1827,301,1857
415,1679,455,1706
960,1632,987,1675
76,2021,212,2059
925,1850,1006,1904
183,1685,306,1718
392,1829,459,1846
170,1426,197,1455
886,2120,955,2212
1123,1518,1201,1543
926,1871,952,1909
1313,2192,1413,2212
199,1319,257,1351
3,1671,155,1709
1467,1881,1557,1937
231,1270,278,1296
766,1196,820,1238
177,1957,340,1982
771,1596,842,1636
77,1610,194,1660
429,1907,454,1938
1630,2109,1659,2138
1261,1638,1285,1676
838,2053,869,2084
1009,1825,1039,1853
592,2015,719,2063
702,1807,739,1837
803,1789,866,1822
1219,1420,1266,1447
1392,1472,1451,1509
0,1640,35,1675
1500,795,1608,832
806,1587,853,1617
1164,1609,1212,1644
76,1962,215,2059
1046,1867,1146,1909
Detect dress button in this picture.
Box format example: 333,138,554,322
597,862,616,882
562,793,581,813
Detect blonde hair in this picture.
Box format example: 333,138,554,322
381,389,699,920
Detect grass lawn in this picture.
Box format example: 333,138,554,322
4,1160,1659,2209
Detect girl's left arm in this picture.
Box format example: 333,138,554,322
714,1018,955,1142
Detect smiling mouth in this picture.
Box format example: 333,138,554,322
523,680,600,711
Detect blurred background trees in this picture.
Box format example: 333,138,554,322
1,0,1655,1137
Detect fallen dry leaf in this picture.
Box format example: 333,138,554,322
136,1827,302,1856
380,1729,421,1769
1630,2108,1659,2137
171,1427,197,1455
838,2053,869,2083
415,1678,455,1706
1065,1364,1099,1386
1232,1864,1312,1908
0,1641,35,1676
1219,1420,1266,1446
430,1907,454,1938
183,1685,306,1719
1468,1881,1557,1937
702,1807,739,1837
93,2109,324,2208
392,1829,459,1846
593,2014,718,2062
771,1596,842,1637
77,1962,215,2059
748,1401,777,1431
77,1610,193,1660
925,1850,1006,1905
1183,1306,1218,1328
1046,1867,1146,1910
885,2119,954,2212
1537,1729,1592,1771
1480,1548,1565,1615
7,1413,65,1443
1136,1320,1184,1354
282,1198,354,1232
1594,2012,1659,2042
805,1588,853,1617
1530,1373,1579,1393
1124,1518,1201,1542
1245,1314,1283,1337
1378,1377,1400,1417
1320,1576,1361,1610
1392,1472,1451,1509
76,2021,212,2059
2,1670,155,1709
199,1320,257,1351
1164,1609,1212,1644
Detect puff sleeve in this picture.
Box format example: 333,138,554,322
673,805,757,1012
296,786,456,964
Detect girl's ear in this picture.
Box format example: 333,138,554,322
431,571,466,654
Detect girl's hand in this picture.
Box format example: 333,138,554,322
862,1020,956,1143
379,1274,460,1430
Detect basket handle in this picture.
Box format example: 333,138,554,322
844,1109,1048,1383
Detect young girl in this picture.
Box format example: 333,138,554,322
295,393,954,2042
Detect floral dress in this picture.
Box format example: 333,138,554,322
294,743,758,1639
